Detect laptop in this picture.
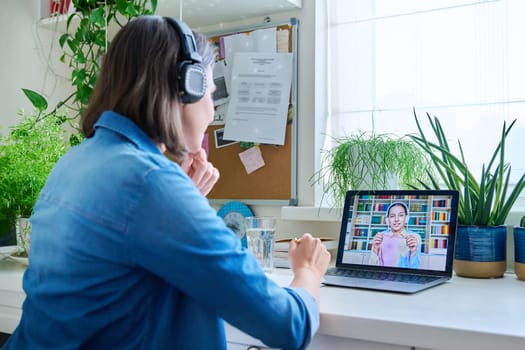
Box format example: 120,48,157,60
323,189,459,293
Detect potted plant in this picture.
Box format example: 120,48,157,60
0,90,73,261
409,110,525,278
311,131,433,210
514,216,525,281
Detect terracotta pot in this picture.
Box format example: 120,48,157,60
514,226,525,281
454,225,506,278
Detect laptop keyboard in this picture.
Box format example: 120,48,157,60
325,268,439,284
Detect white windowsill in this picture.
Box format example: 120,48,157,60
280,206,343,222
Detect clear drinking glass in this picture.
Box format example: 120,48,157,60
244,216,276,273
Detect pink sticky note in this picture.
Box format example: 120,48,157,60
238,146,265,174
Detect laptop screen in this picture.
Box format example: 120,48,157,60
337,190,459,273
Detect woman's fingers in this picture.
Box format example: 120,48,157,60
183,151,220,196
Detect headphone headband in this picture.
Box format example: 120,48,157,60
164,17,202,64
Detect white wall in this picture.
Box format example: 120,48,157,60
0,0,73,133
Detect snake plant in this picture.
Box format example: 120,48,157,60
409,109,525,226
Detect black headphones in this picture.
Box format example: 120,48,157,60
163,17,207,104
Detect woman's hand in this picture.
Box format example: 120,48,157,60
406,234,419,255
288,233,331,280
180,149,220,196
288,233,331,306
371,232,384,255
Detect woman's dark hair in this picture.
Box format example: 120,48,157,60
81,16,216,162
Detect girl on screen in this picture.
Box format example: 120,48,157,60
369,202,421,268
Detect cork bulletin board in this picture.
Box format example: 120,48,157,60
205,18,299,205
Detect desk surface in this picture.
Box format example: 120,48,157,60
318,274,525,349
1,260,524,349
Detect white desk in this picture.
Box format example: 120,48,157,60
1,261,524,350
0,260,26,335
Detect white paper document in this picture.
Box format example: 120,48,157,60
222,28,277,91
223,52,293,145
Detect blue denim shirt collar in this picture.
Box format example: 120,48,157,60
94,111,164,156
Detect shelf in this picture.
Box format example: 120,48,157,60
38,14,70,32
38,0,302,32
156,0,302,29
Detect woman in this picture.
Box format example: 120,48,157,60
369,202,421,268
4,16,330,350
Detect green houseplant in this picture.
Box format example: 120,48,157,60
409,110,525,278
0,90,72,258
312,131,433,210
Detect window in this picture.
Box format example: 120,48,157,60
318,0,525,210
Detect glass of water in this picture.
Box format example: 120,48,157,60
244,216,276,273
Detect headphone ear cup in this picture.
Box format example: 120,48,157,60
385,217,389,226
177,60,207,104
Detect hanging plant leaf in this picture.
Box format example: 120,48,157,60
21,89,48,112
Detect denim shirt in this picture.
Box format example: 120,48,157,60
4,111,318,350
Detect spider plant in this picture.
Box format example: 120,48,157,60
408,109,525,226
311,131,433,210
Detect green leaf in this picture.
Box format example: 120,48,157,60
66,38,78,53
90,8,106,27
66,12,78,30
69,134,83,146
150,0,158,12
94,31,107,47
127,3,139,17
116,0,128,14
75,51,87,64
21,89,48,112
59,33,69,48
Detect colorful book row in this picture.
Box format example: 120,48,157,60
433,199,450,207
408,217,427,225
429,238,448,248
431,224,450,235
409,203,429,212
432,211,449,221
349,240,370,250
353,228,369,236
